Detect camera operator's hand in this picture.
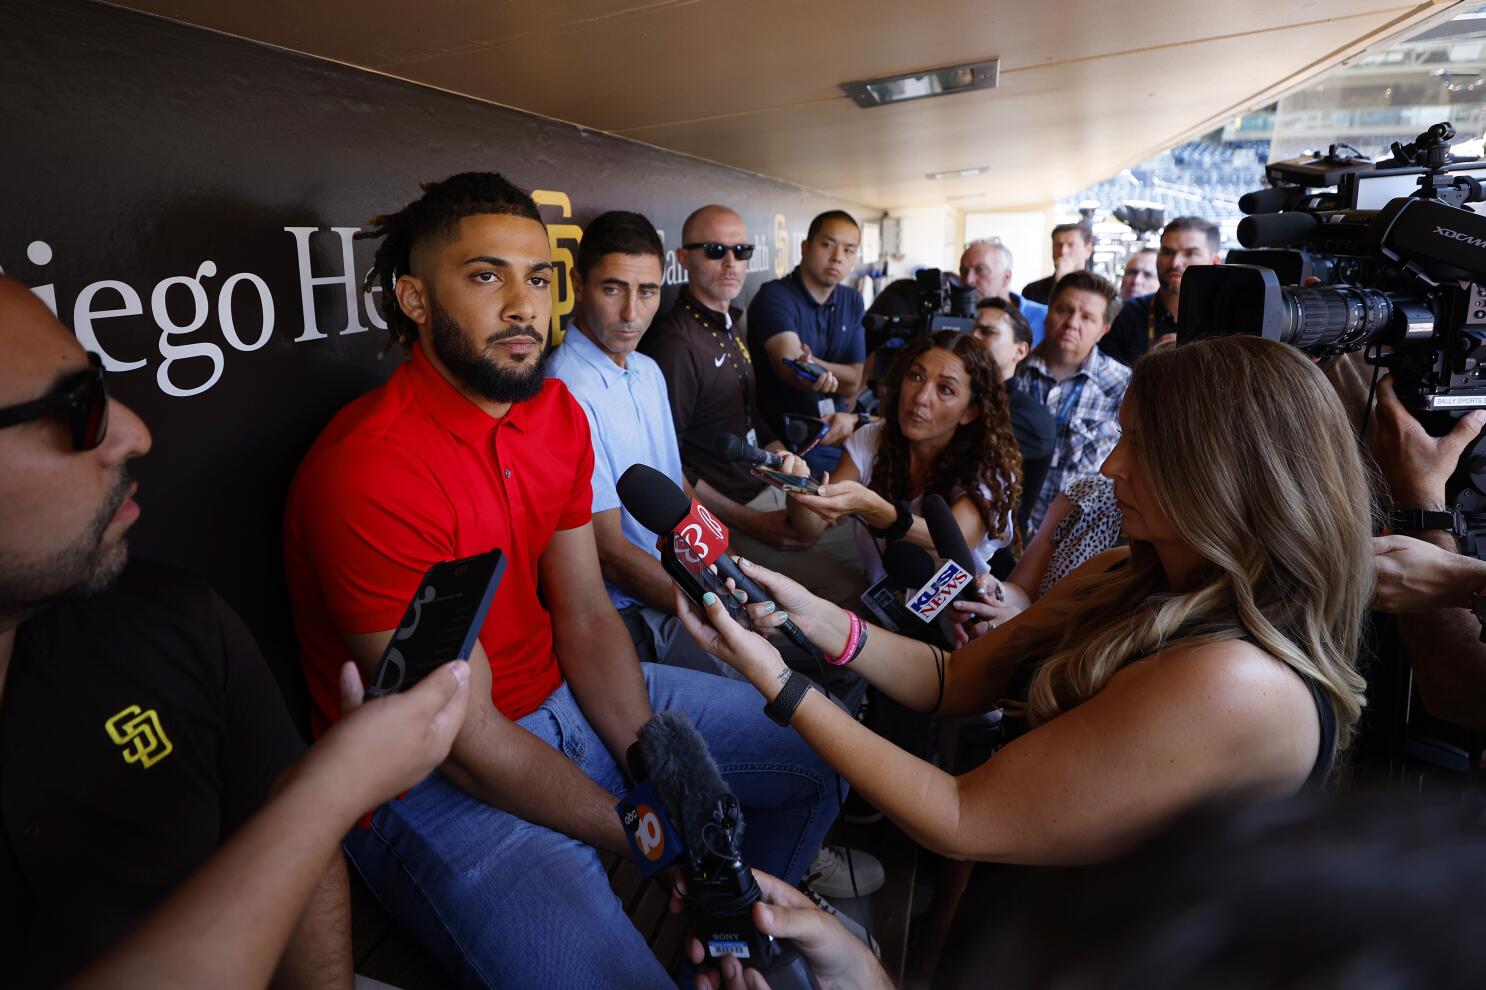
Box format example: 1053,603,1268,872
1374,374,1486,508
1319,351,1375,441
671,870,892,990
1373,534,1486,613
798,344,840,395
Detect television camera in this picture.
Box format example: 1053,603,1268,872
863,267,977,353
1179,122,1486,556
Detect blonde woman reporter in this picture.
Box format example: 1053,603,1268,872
675,336,1373,865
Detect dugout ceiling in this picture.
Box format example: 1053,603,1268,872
104,0,1462,209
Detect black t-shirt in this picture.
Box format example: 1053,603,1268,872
1100,292,1176,367
0,560,305,988
642,290,777,504
1007,387,1057,535
1021,274,1055,305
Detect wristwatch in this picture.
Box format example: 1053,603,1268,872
763,671,815,727
1388,507,1465,537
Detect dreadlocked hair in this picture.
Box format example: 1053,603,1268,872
359,172,544,353
867,330,1023,554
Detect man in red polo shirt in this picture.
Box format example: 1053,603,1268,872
283,172,838,988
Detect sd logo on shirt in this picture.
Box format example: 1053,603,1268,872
105,705,174,769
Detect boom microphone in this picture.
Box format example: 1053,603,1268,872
638,711,740,854
616,464,824,664
1236,211,1319,249
637,712,820,989
716,433,784,469
1237,186,1298,216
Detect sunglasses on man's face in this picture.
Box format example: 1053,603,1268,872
684,242,756,262
0,352,110,451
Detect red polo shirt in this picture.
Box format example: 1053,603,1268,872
284,343,593,735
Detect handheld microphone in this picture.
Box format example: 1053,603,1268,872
638,713,820,989
616,464,824,664
922,494,979,576
716,433,785,469
882,541,937,589
880,542,960,648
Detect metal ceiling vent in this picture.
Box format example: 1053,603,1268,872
841,58,1000,108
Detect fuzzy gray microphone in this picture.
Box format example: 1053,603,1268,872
636,710,743,854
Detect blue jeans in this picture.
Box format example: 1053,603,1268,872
344,664,840,989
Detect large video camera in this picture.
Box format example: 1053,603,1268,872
1180,122,1486,556
863,267,977,352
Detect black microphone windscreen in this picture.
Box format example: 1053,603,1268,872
1238,187,1295,216
922,494,976,573
637,711,741,852
714,433,746,462
882,540,937,589
1237,211,1318,249
617,464,692,536
785,420,812,448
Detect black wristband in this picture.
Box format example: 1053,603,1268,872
763,671,814,727
1389,507,1463,536
868,499,913,541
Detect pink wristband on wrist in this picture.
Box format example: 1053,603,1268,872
825,610,862,666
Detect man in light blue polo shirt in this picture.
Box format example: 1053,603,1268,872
545,210,734,677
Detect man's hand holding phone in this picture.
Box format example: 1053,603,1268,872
791,345,839,395
310,659,470,814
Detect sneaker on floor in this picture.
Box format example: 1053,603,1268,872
805,844,885,898
805,888,881,959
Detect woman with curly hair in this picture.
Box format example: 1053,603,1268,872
778,330,1023,581
678,335,1374,869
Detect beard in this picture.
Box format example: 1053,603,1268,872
428,297,547,405
0,468,133,621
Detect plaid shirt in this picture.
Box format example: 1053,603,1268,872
1010,345,1131,532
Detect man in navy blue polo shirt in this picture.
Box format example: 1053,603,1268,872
748,211,867,476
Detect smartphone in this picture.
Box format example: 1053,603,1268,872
365,549,508,698
754,466,821,495
660,532,752,630
785,358,827,382
781,413,830,456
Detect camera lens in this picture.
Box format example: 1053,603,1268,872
1280,285,1394,352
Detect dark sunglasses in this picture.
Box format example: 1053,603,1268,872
683,242,755,261
0,351,109,451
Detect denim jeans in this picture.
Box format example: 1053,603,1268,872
344,663,840,989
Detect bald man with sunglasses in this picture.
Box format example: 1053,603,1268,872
644,205,868,611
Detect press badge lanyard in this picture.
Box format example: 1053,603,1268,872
682,295,757,445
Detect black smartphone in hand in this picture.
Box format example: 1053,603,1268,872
785,357,827,382
754,466,822,495
365,549,507,698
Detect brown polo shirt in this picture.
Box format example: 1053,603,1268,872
641,288,777,503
